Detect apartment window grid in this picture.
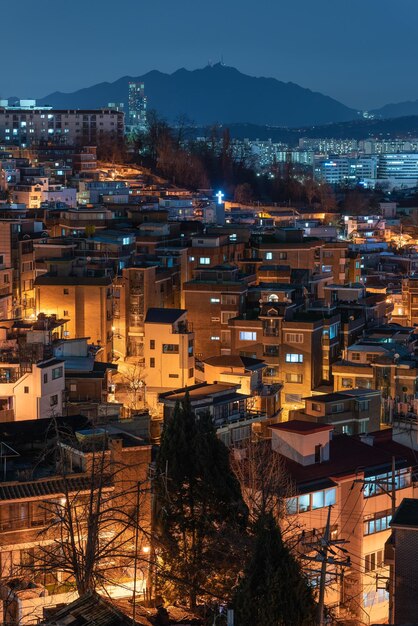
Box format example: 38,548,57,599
286,487,336,515
364,510,392,536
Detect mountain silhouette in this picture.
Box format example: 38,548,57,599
38,64,359,127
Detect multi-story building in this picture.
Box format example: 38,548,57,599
0,106,124,147
315,156,377,186
113,263,182,360
377,153,418,189
35,274,114,362
183,265,250,358
290,388,381,434
202,354,281,422
128,82,147,130
270,420,417,623
143,308,195,409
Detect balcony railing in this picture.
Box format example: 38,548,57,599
172,321,193,334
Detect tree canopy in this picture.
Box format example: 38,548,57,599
154,394,248,608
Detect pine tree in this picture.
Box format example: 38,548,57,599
154,394,248,609
234,512,316,626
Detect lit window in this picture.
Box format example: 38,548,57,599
210,297,220,303
199,257,210,265
285,353,303,363
239,331,257,341
211,336,220,341
265,252,273,260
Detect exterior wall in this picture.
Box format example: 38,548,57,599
36,283,113,361
184,285,246,358
144,317,195,389
393,527,418,625
255,242,321,270
0,108,124,146
271,429,330,465
13,362,64,420
280,321,324,411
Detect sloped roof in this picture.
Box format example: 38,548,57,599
391,498,418,529
0,475,98,502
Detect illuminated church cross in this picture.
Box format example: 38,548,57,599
215,190,224,204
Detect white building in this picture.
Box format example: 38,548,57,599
0,353,65,421
377,154,418,189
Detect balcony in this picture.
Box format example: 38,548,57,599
172,321,193,334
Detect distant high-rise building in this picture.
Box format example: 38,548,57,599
128,82,147,130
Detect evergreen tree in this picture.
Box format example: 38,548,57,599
234,512,316,626
154,394,248,609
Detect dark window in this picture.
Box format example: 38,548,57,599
43,373,48,384
150,358,155,368
314,445,322,464
63,288,69,295
52,367,63,380
50,395,58,406
24,386,29,394
150,340,155,350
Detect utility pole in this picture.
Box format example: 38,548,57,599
301,505,350,626
132,480,141,626
389,455,396,625
317,505,331,626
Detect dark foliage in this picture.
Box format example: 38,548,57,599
234,512,317,626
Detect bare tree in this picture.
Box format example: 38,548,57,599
115,359,148,415
231,439,300,545
26,421,152,598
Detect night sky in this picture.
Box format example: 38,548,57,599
2,0,417,109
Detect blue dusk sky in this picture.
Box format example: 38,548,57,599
2,0,417,109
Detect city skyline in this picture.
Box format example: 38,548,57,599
2,0,418,110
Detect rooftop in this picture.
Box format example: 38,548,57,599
144,308,186,324
271,420,333,435
391,498,418,529
203,355,265,370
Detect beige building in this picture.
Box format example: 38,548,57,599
271,420,417,624
143,308,195,409
35,275,114,362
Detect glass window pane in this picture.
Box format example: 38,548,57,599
311,491,324,510
298,494,310,513
325,488,336,506
286,498,297,515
